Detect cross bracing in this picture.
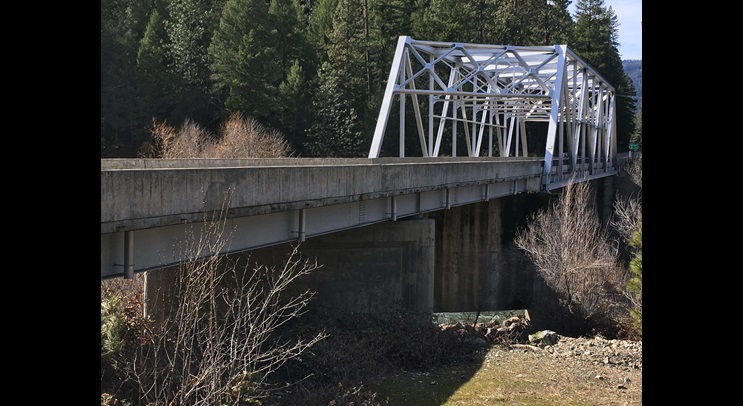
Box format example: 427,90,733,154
368,36,618,191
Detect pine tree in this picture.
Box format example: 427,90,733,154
571,0,636,150
631,101,642,147
209,0,280,126
536,0,574,46
410,0,573,48
101,0,157,157
367,0,415,101
270,0,312,82
137,8,172,125
278,60,313,155
306,0,369,157
307,0,339,58
411,0,472,42
165,0,222,126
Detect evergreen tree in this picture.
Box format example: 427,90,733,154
270,0,313,82
165,0,223,127
630,101,642,147
411,0,573,47
209,0,281,126
536,0,574,46
367,0,415,99
571,0,636,150
306,0,369,157
411,0,472,42
307,0,339,59
498,0,543,45
278,60,313,155
101,0,156,157
269,0,318,140
137,7,172,126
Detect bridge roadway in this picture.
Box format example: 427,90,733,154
102,153,630,280
101,156,562,279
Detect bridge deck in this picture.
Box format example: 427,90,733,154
101,157,547,278
101,157,545,234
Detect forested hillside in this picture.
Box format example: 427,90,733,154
101,0,637,158
623,59,642,108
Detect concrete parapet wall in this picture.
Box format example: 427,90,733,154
101,158,543,234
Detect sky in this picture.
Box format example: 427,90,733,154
569,0,642,61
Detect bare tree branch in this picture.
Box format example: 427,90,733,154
121,192,326,405
514,175,623,321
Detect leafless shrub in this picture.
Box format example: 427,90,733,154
613,155,642,247
145,118,216,158
103,193,326,405
141,118,175,158
514,176,623,323
611,157,642,328
142,113,292,158
623,156,642,188
211,113,293,158
612,194,642,248
101,273,145,301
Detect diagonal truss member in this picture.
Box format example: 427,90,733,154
369,36,618,189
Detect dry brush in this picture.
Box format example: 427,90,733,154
101,194,326,405
514,176,626,327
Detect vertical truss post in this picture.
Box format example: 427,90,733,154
399,55,406,157
428,54,434,157
369,36,409,158
544,45,567,180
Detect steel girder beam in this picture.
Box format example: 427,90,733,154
369,36,618,191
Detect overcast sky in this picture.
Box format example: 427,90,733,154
569,0,642,60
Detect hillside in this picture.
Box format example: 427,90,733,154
623,60,642,108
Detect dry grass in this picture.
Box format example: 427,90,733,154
369,342,642,406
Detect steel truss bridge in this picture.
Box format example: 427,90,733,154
101,37,628,279
369,36,619,191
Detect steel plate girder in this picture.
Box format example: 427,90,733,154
101,177,540,279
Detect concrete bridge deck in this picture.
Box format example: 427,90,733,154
101,157,545,278
102,157,546,233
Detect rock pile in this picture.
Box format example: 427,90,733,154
437,315,642,373
438,314,535,348
541,335,642,372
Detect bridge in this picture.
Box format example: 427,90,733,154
101,37,624,314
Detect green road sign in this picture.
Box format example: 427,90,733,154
629,143,639,151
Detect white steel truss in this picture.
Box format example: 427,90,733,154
369,36,618,190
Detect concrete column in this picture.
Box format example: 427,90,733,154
427,194,552,313
599,176,616,226
257,218,436,315
143,267,180,323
